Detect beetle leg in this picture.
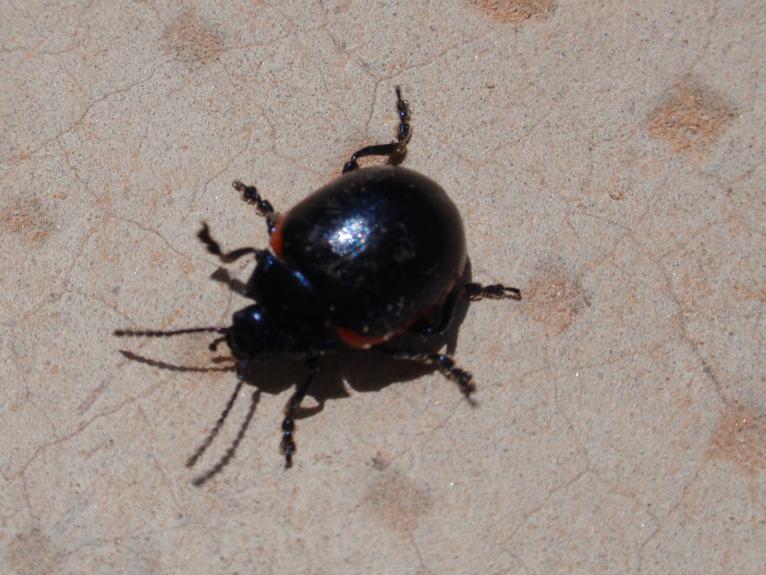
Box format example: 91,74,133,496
380,348,476,404
232,180,278,235
342,87,411,173
464,282,521,301
197,222,262,263
411,286,463,338
280,357,320,469
412,282,521,338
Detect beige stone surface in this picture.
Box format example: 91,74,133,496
2,1,764,573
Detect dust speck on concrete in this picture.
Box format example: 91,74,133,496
647,77,736,159
469,0,555,24
369,450,391,471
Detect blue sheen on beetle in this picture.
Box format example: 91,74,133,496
326,214,370,259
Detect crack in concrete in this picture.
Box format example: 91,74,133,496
636,461,705,574
9,375,164,481
4,57,172,165
503,465,591,547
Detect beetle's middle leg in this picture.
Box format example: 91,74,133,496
411,285,463,338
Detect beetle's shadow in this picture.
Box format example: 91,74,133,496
122,259,474,411
239,259,474,413
238,351,434,418
117,261,477,483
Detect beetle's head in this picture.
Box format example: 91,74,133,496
226,304,282,361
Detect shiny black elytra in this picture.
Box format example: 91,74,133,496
115,88,521,485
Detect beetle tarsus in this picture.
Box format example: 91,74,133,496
464,282,521,301
232,180,278,234
279,358,319,469
281,428,295,469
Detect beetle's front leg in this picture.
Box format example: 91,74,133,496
197,223,264,264
280,357,320,468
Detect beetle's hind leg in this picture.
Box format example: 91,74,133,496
380,348,476,404
342,87,411,173
280,357,320,469
232,180,278,235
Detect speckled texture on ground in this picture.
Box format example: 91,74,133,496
1,2,765,574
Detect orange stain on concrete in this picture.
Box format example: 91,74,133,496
163,11,224,66
364,470,434,535
0,197,53,245
648,78,736,159
525,262,590,335
470,0,555,23
709,407,766,476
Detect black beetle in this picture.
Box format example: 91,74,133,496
116,88,520,485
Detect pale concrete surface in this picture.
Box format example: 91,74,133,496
1,1,764,574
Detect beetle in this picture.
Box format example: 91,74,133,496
115,88,521,485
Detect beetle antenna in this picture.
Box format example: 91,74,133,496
186,377,244,469
118,350,235,373
114,326,227,338
192,388,260,487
